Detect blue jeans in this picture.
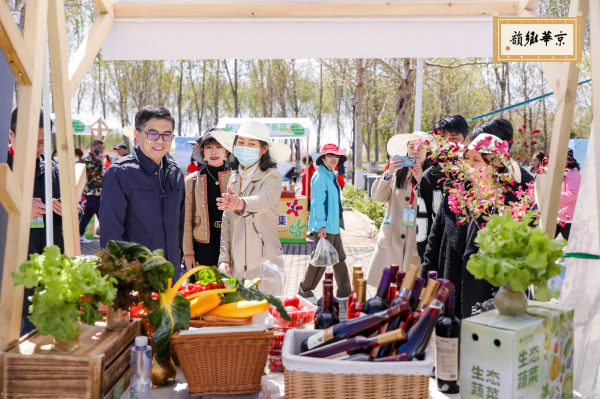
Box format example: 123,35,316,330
79,195,101,236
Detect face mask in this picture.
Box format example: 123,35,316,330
75,157,80,162
234,146,260,167
53,156,59,162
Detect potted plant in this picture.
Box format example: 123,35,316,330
466,213,566,315
12,246,117,351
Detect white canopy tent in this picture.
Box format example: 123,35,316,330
103,0,503,60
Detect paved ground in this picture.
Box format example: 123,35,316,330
81,210,378,297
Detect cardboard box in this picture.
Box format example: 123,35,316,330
461,301,574,399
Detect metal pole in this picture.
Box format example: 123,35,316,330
42,31,53,245
351,94,356,186
413,58,425,132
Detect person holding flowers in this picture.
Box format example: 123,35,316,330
421,118,536,318
366,131,432,285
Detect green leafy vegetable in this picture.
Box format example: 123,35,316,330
466,213,566,301
222,278,260,304
149,293,190,363
234,278,291,321
12,246,117,341
142,251,174,293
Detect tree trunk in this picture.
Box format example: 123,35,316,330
177,60,184,136
316,64,324,151
224,59,239,117
214,60,220,126
394,59,417,135
353,59,365,170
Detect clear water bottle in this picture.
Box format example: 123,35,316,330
130,336,152,399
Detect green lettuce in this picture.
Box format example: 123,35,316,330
466,213,566,301
12,246,117,341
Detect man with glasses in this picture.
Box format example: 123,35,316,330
9,108,63,336
79,139,105,244
416,114,468,261
99,105,185,281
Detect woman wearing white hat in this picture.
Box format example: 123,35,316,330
212,120,291,277
366,132,432,287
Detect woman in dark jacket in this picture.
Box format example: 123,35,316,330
421,133,531,318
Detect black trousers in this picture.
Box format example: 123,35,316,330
79,195,101,235
555,223,572,240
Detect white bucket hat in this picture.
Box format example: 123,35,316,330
386,131,434,157
211,120,292,164
122,125,135,138
467,133,522,183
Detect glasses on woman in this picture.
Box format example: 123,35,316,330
141,130,174,142
326,154,339,158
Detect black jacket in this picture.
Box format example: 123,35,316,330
99,147,186,282
416,165,446,261
8,151,64,317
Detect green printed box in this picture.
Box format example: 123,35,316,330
461,301,574,399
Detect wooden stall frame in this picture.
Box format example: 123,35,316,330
0,0,597,351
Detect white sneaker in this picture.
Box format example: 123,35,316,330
80,236,92,244
305,296,319,306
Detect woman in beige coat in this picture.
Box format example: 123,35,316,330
366,131,432,287
212,120,292,278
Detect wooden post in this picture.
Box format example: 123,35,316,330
589,0,600,253
539,0,589,237
0,0,48,349
48,0,81,256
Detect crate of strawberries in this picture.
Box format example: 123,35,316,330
268,295,316,328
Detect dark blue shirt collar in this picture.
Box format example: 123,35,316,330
133,146,164,174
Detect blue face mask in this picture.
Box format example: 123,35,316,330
234,145,261,167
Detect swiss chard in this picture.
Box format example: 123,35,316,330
12,246,117,341
234,278,291,321
149,293,190,363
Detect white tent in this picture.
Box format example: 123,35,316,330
103,0,509,61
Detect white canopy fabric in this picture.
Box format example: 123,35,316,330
50,114,111,136
103,0,511,60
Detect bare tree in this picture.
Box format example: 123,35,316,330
375,58,417,135
189,60,207,133
224,59,240,117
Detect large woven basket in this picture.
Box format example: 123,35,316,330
171,329,274,396
282,329,432,399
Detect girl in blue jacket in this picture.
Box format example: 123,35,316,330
298,144,352,316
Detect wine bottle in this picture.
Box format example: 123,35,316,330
375,300,412,358
390,265,418,306
347,269,364,320
361,268,392,315
408,277,426,312
352,278,367,318
428,270,438,283
344,352,409,362
315,283,340,330
301,329,406,359
386,264,400,304
300,301,411,352
317,279,339,317
396,271,406,292
435,289,461,394
394,280,454,360
405,279,440,332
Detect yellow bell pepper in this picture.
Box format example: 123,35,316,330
190,294,221,318
206,300,268,319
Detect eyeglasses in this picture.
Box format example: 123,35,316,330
326,154,339,158
141,130,174,142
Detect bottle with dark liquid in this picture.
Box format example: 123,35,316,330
405,279,440,332
435,289,461,394
317,272,340,313
390,265,418,306
352,278,367,318
408,277,426,312
428,270,438,283
386,264,400,303
317,279,338,317
301,329,406,359
300,301,411,352
394,280,454,360
361,268,392,315
347,269,364,320
315,283,340,330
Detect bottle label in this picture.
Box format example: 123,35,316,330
326,351,350,360
306,327,335,350
435,336,459,381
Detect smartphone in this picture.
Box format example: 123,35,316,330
393,155,416,168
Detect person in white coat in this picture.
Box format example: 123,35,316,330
366,131,432,287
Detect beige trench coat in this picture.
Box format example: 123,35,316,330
366,172,422,287
218,167,283,277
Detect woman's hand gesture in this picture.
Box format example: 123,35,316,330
410,163,424,183
217,186,245,212
387,156,403,176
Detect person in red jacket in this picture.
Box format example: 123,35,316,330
335,163,346,189
301,155,316,201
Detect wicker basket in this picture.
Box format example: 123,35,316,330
282,329,432,399
171,329,274,396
